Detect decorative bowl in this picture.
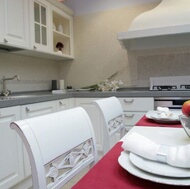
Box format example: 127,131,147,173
179,114,190,137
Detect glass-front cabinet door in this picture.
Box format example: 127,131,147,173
30,0,51,52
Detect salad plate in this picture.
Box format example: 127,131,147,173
146,110,182,123
129,152,190,178
118,151,190,186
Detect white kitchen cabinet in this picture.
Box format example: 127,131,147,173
55,98,71,111
0,106,24,189
0,0,29,49
20,101,57,178
29,0,74,60
21,101,56,119
51,4,74,58
75,98,103,152
29,0,51,52
11,99,74,189
119,97,154,131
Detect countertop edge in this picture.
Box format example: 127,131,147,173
0,90,190,108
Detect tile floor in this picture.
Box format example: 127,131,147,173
61,167,89,189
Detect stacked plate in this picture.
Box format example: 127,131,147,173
118,151,190,185
146,110,182,124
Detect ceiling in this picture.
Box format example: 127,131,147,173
63,0,161,16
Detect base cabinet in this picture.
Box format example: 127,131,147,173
0,106,23,189
9,99,72,189
1,97,153,188
75,98,124,156
119,97,154,131
20,101,57,179
75,98,103,152
55,98,71,111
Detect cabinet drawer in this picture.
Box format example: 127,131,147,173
123,112,145,126
55,99,70,111
119,98,154,111
21,101,56,118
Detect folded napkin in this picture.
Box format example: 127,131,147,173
122,132,190,168
157,106,172,118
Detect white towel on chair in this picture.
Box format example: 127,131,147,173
122,132,190,168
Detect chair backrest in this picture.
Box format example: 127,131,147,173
10,107,97,189
93,97,125,155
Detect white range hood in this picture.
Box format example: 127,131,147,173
117,0,190,50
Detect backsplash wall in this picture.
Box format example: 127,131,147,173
129,47,190,87
0,52,59,92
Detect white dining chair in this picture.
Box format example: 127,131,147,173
93,97,125,155
10,107,97,189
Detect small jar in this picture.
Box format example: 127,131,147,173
58,24,63,33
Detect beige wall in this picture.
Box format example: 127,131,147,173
0,52,59,92
59,3,159,88
59,2,190,88
0,2,190,93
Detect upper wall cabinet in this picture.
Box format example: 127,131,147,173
0,0,30,49
51,5,74,58
25,0,74,60
30,0,51,53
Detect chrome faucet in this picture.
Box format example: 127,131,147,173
2,75,20,96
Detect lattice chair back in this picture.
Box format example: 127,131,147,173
10,107,97,189
93,97,125,155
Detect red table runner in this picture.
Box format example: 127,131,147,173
135,115,182,128
72,142,189,189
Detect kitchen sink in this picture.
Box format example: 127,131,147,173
0,95,39,100
0,93,51,100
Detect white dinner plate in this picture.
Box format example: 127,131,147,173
146,110,182,123
129,153,190,178
118,151,190,186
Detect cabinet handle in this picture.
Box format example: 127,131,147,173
26,107,30,112
33,46,37,49
124,99,134,103
124,114,134,118
4,38,8,43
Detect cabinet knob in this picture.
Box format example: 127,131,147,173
33,46,37,50
4,38,8,43
59,101,63,105
26,107,30,112
124,99,134,103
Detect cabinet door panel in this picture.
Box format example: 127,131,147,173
75,98,103,152
30,0,51,52
119,98,154,111
21,101,56,177
0,106,24,189
123,112,145,126
1,0,29,48
21,101,56,118
55,99,70,111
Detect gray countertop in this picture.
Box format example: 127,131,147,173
0,89,190,108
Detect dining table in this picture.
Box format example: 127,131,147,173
135,115,182,128
72,126,190,189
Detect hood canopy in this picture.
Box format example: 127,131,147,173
117,0,190,50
